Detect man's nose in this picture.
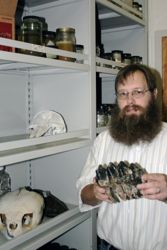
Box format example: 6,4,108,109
126,93,135,104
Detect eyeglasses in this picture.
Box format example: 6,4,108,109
116,88,150,100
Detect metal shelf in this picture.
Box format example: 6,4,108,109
0,204,91,250
0,130,90,166
24,0,76,8
0,38,89,75
96,56,126,75
96,0,145,30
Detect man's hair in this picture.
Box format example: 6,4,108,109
115,64,157,93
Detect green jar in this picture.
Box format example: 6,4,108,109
19,15,43,56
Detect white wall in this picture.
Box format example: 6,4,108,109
148,0,167,74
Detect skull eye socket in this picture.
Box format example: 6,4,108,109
22,213,33,227
0,214,6,225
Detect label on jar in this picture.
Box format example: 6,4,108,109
56,41,75,61
56,41,74,51
47,40,55,46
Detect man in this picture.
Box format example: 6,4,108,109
76,64,167,250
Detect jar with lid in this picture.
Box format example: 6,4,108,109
123,53,132,64
76,44,84,63
55,27,76,61
132,2,142,18
112,50,123,69
132,1,140,11
37,16,48,33
112,50,123,62
43,30,57,59
138,4,143,14
18,15,43,56
131,55,143,64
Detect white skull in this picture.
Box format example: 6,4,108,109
29,110,67,138
0,188,44,239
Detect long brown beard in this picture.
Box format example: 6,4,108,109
109,99,162,145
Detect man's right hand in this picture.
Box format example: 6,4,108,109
81,179,110,206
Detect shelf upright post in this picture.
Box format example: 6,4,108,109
27,70,33,187
89,0,97,142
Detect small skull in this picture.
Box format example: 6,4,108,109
29,110,67,138
0,188,44,239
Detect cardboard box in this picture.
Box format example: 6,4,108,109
0,0,18,51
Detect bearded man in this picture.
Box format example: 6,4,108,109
76,64,167,250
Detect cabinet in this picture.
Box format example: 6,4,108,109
96,0,148,133
0,0,147,249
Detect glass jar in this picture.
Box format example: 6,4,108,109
0,166,11,196
123,53,132,64
55,27,76,61
97,105,106,127
76,44,84,63
131,55,143,64
138,4,143,13
132,2,140,12
19,15,43,56
43,30,57,58
111,50,123,62
112,50,123,69
37,16,48,33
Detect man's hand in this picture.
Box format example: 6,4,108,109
137,173,167,202
81,179,110,206
93,180,109,202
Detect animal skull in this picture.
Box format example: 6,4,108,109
29,110,67,138
0,188,44,239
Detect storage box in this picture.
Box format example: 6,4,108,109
0,0,18,51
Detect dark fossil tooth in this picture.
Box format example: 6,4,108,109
96,165,109,186
96,161,147,203
107,162,119,178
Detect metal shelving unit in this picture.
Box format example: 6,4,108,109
0,1,94,248
95,0,147,134
0,204,91,250
96,0,145,29
0,0,147,249
0,133,90,166
96,0,147,76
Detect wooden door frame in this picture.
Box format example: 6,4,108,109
162,36,167,121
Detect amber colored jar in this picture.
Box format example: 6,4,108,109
55,27,76,61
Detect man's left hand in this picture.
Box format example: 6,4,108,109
137,173,167,202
